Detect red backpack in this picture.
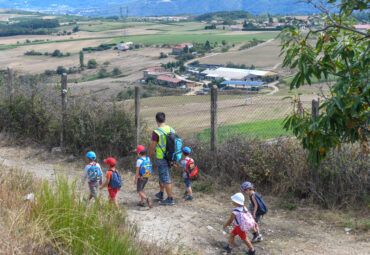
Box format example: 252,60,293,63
185,158,199,178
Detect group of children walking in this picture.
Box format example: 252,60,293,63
82,146,267,254
82,144,198,209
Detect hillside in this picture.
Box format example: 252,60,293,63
0,0,316,16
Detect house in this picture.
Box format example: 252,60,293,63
172,43,193,55
143,67,166,78
230,25,243,31
156,75,187,87
116,43,130,51
354,24,370,32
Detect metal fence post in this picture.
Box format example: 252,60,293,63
211,85,218,156
61,73,68,149
135,86,140,147
7,66,14,103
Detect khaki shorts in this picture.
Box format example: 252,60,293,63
89,181,99,197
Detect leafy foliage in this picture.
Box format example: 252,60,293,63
280,0,369,164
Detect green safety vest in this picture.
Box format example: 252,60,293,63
154,125,175,159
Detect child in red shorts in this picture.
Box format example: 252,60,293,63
100,157,121,211
223,193,256,255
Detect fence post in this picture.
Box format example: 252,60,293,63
310,99,320,197
61,73,68,149
211,85,218,156
7,66,14,103
135,86,140,147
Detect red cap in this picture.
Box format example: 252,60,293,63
136,145,146,153
103,157,116,166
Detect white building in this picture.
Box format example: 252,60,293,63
201,67,277,81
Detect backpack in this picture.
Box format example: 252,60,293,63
139,157,153,178
185,158,199,178
233,207,256,232
88,163,102,182
109,168,122,189
252,192,268,215
157,127,182,163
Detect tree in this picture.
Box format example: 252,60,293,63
56,66,66,75
183,45,189,54
79,51,84,69
112,68,121,76
73,26,79,33
204,40,211,51
52,49,62,57
87,59,97,69
280,0,369,165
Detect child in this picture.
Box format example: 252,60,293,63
82,151,102,202
135,145,153,208
175,147,196,201
223,193,256,255
241,182,268,243
100,157,121,211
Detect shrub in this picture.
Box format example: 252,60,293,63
188,137,369,209
51,49,62,57
112,68,121,76
0,75,137,158
56,66,67,75
98,68,110,78
87,59,98,69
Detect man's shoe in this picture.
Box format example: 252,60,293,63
185,195,193,201
159,197,175,205
155,192,164,200
137,202,145,207
246,249,256,255
223,246,232,253
183,190,188,197
251,233,263,243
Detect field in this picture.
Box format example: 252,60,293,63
197,118,292,142
0,11,308,140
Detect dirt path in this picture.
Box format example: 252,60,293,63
0,142,368,255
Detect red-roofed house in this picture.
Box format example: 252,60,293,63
172,43,193,55
143,67,166,78
157,75,187,87
355,24,370,31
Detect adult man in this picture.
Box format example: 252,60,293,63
148,112,175,205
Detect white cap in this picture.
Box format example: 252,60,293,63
231,192,245,205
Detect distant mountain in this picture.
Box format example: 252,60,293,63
0,0,317,16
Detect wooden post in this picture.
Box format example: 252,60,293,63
135,86,140,147
7,67,14,103
310,99,320,197
61,73,68,149
211,85,218,155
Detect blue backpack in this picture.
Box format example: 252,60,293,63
139,157,153,178
109,168,122,189
250,192,268,215
157,127,182,163
88,163,102,182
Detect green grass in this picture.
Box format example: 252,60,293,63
197,118,292,142
0,44,18,50
79,23,127,32
283,74,337,85
109,32,278,45
33,176,139,255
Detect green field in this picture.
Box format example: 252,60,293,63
197,118,291,142
109,32,278,45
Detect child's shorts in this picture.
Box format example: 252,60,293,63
184,177,191,188
88,181,99,198
232,226,247,240
137,177,148,192
108,188,119,198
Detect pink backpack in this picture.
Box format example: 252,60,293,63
233,207,256,232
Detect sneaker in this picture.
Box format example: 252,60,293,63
155,192,164,200
137,202,145,207
159,197,175,205
223,246,232,253
183,190,188,197
185,195,193,201
147,197,153,208
246,250,256,255
251,233,263,243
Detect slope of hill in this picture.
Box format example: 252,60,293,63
0,0,316,16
